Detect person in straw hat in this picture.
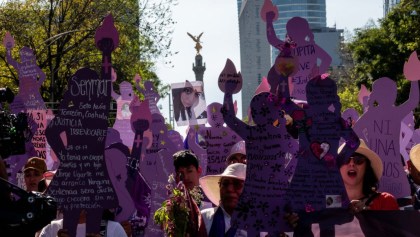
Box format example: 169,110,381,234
407,143,420,210
199,163,247,237
286,139,399,230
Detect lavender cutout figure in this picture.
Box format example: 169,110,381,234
220,59,297,235
400,112,415,163
261,0,332,102
282,75,360,235
140,113,179,237
105,128,136,222
3,33,51,161
353,51,420,199
3,32,46,113
111,70,136,149
187,125,208,176
45,15,119,236
135,78,161,115
196,101,241,175
126,97,152,237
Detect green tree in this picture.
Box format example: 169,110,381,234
342,0,420,126
0,0,176,104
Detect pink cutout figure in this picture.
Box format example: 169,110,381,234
4,32,46,113
111,71,136,149
135,78,161,115
261,1,332,101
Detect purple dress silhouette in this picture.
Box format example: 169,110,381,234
197,102,241,175
262,4,331,102
353,77,419,198
45,15,119,236
222,77,297,235
283,76,359,235
140,113,179,237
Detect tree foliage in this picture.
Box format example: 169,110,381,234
0,0,177,103
340,0,420,126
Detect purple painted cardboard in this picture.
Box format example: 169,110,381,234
126,97,153,236
167,129,184,152
172,80,207,126
197,102,241,175
280,76,360,235
400,111,415,162
358,84,371,113
3,32,51,160
342,108,360,128
262,1,332,101
111,70,136,149
3,32,46,113
221,59,298,235
45,15,119,236
353,75,419,198
105,128,136,222
139,113,178,237
135,76,161,115
187,125,208,176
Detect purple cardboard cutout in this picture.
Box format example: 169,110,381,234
134,76,161,115
281,75,360,234
262,1,332,101
3,32,51,160
221,60,298,235
342,108,360,128
105,128,136,222
45,15,119,236
187,125,208,176
111,70,136,149
197,102,241,175
4,32,46,113
172,80,207,126
358,84,371,113
353,73,419,198
400,111,415,162
139,113,178,237
125,96,152,237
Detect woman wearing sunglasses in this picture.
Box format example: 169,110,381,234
285,139,399,233
338,139,399,213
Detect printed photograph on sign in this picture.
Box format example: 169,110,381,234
171,80,207,126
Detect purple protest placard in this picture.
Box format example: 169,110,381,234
139,113,179,237
135,77,161,115
262,0,332,102
353,52,420,198
187,125,208,176
197,102,241,175
45,15,119,236
220,59,298,235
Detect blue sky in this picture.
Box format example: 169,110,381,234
154,0,384,135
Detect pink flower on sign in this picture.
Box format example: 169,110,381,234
404,51,420,81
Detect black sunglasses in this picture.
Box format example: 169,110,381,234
344,155,367,165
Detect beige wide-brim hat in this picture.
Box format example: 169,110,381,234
338,139,383,180
199,163,246,206
410,144,420,171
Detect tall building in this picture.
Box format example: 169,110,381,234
384,0,401,16
237,0,343,116
237,0,272,119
